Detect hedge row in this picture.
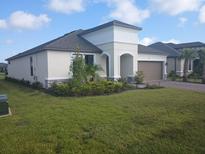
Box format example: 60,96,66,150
49,80,128,96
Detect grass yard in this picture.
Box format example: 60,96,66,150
0,76,205,154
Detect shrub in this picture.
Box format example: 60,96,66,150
31,82,43,89
135,71,144,84
188,72,201,80
49,80,125,97
50,83,71,96
168,71,178,81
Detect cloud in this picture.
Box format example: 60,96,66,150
0,19,7,29
0,39,14,45
140,37,157,46
48,0,85,14
100,0,150,25
163,39,180,44
151,0,201,15
178,17,188,27
199,5,205,23
9,11,51,30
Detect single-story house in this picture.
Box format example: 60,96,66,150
6,20,168,88
149,42,205,76
0,63,7,72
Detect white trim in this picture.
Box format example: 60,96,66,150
96,41,138,46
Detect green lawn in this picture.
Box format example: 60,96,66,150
0,77,205,154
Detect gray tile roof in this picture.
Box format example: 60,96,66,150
138,44,168,55
80,20,142,35
6,30,103,61
149,42,180,57
166,42,205,50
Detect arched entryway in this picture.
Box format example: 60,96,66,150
120,54,133,79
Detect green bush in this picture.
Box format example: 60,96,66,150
31,82,43,89
168,70,178,81
135,71,144,84
49,80,125,97
188,72,201,79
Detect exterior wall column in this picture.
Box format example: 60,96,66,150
113,53,121,80
163,61,168,80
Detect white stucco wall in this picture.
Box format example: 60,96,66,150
82,25,140,79
138,54,167,62
46,50,106,85
7,51,48,87
82,26,114,45
47,51,71,80
114,26,139,44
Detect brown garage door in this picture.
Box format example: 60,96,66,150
138,61,162,81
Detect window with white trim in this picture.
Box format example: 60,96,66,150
85,55,94,65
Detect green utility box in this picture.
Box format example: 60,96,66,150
0,95,9,116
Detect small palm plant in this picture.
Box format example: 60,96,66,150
85,64,103,81
180,48,198,82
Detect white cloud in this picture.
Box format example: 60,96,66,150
100,0,150,25
140,37,157,46
178,17,188,27
199,5,205,23
0,19,7,29
48,0,85,14
0,39,13,45
151,0,201,15
163,39,180,44
9,11,51,30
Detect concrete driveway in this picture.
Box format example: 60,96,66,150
147,80,205,93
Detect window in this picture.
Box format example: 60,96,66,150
85,55,94,65
30,57,33,76
188,59,192,71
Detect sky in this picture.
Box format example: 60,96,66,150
1,0,205,62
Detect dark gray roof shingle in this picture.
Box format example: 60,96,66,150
138,44,167,55
149,42,180,57
6,30,103,61
166,42,205,50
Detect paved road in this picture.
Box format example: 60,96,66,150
148,80,205,93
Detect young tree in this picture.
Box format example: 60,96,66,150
199,48,205,83
180,48,197,82
70,48,86,85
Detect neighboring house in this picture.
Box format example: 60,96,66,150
6,20,168,88
149,42,205,76
0,63,7,72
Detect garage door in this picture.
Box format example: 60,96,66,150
138,61,162,81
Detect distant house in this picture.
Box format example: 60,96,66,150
149,42,205,76
0,63,7,73
6,20,167,88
